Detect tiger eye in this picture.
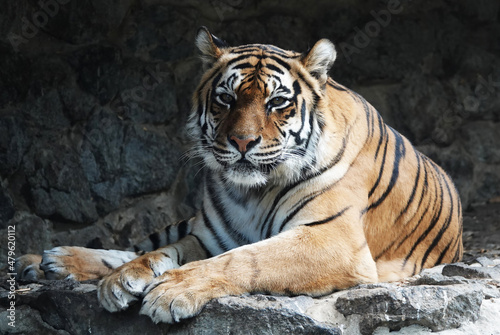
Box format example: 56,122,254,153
269,97,287,107
220,93,234,104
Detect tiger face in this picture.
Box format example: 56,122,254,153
188,28,337,187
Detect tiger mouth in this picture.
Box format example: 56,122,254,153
230,159,262,173
227,159,277,175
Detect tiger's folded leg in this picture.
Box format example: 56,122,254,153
139,222,378,324
15,247,141,281
98,234,208,312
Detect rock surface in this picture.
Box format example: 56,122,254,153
1,257,499,335
1,0,500,269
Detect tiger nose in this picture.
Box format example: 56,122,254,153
228,135,261,153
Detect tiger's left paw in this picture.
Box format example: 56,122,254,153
139,269,242,324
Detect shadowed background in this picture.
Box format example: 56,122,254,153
1,0,499,269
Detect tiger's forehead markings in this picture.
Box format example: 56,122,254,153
226,44,297,71
230,44,299,57
222,46,298,95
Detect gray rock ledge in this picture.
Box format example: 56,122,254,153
1,259,499,335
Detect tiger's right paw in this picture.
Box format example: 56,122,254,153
98,252,177,312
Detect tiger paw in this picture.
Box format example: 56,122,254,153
139,269,243,324
98,252,177,312
15,254,44,281
37,246,127,281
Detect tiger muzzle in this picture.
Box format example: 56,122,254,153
228,135,261,154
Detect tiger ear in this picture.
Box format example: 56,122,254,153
195,27,228,68
301,39,336,85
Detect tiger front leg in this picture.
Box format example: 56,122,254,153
16,247,141,281
140,223,378,324
98,235,207,312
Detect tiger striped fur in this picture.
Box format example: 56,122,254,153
16,27,462,324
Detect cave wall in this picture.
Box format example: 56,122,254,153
1,0,499,267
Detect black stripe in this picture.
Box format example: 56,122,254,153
197,64,224,95
189,233,212,258
365,103,372,139
231,45,295,57
212,146,233,155
420,170,455,269
149,232,161,250
232,62,255,70
254,149,282,157
296,71,317,95
279,192,320,232
434,239,452,266
264,64,285,74
392,160,431,253
201,206,230,252
292,79,302,97
299,105,321,177
227,53,263,67
177,220,189,239
226,73,238,89
327,79,348,91
304,207,350,226
302,99,317,151
211,72,223,92
261,181,306,238
278,180,339,233
165,224,171,244
102,259,114,270
374,155,429,261
263,45,293,57
289,100,307,145
394,150,422,224
200,89,212,136
261,135,347,238
368,133,389,198
196,92,204,116
358,97,372,139
206,175,252,245
403,160,444,268
452,239,462,262
373,112,386,161
365,128,406,212
266,55,291,70
273,121,286,137
231,47,263,54
369,106,375,140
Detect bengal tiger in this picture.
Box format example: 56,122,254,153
16,27,463,324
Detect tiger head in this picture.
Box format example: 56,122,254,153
188,27,337,188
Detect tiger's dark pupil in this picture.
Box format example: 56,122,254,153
271,97,284,106
221,94,233,103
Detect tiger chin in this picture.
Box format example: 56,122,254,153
16,27,463,324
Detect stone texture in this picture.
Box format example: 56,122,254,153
334,284,483,334
1,259,499,335
0,280,340,335
1,0,499,268
443,263,500,281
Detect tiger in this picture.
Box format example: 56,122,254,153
16,27,463,324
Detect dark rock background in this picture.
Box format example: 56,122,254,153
1,0,499,269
